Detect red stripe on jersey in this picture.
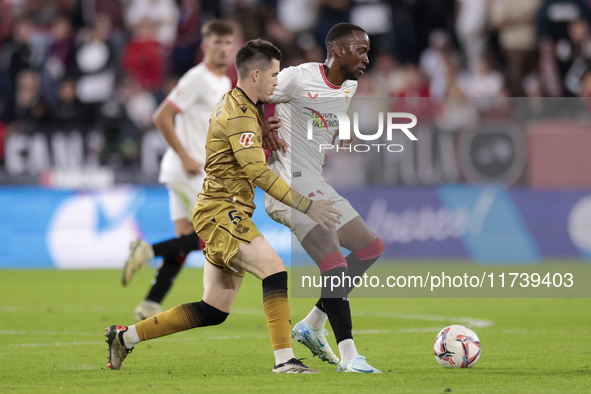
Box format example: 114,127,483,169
319,64,342,90
166,98,184,114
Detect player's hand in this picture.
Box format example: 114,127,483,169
331,132,352,154
305,200,343,231
181,155,203,177
262,117,287,152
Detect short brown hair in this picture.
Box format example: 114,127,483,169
235,39,282,80
201,19,234,39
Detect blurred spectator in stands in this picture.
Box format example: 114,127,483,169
457,56,505,97
73,14,116,116
455,0,490,73
561,18,591,95
0,17,45,99
389,0,418,63
122,78,158,132
24,0,71,27
538,0,591,96
393,64,435,122
314,0,350,55
278,0,319,34
122,18,164,94
126,0,180,47
350,0,393,57
515,73,557,121
491,0,541,96
580,66,591,96
420,29,461,97
370,51,405,96
72,0,127,69
49,77,88,126
6,69,49,123
41,17,74,104
170,0,201,76
0,0,15,45
222,0,270,40
414,0,457,58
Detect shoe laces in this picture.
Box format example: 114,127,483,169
288,358,308,367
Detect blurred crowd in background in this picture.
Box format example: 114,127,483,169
2,0,591,185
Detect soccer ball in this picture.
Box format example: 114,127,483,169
433,325,481,368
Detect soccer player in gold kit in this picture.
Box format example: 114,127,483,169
104,39,342,374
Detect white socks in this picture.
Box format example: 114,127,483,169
338,339,359,362
304,306,328,330
122,325,141,349
274,348,296,365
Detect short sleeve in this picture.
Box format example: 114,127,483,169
267,66,301,104
166,71,205,114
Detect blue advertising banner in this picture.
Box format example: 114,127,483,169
1,185,590,268
0,186,291,269
339,185,591,264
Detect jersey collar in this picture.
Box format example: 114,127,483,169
234,86,258,108
319,64,342,90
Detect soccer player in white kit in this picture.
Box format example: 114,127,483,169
121,20,234,321
264,23,385,373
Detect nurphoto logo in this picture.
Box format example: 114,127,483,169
306,111,418,152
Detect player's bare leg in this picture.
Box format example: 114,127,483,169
105,263,241,370
295,217,384,372
232,236,318,374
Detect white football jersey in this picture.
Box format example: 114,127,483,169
159,63,231,184
267,62,357,183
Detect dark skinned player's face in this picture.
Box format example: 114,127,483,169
339,31,370,81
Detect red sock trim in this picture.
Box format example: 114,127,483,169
353,237,385,260
174,255,187,267
319,251,347,274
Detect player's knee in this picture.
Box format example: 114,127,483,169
191,300,229,326
353,236,385,261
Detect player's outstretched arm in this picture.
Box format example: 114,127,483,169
305,200,343,231
153,100,203,176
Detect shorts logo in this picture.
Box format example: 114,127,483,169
235,223,250,234
239,132,255,148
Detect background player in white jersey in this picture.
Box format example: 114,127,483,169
121,20,234,321
263,23,386,373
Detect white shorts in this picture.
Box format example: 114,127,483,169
166,176,204,222
264,180,359,243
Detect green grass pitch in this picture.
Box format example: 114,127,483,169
0,268,589,393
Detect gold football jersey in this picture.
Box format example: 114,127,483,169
197,87,311,215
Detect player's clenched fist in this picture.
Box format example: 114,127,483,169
305,200,343,231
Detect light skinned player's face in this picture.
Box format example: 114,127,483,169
257,59,280,102
339,31,370,80
203,34,235,67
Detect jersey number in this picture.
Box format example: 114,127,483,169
228,210,243,225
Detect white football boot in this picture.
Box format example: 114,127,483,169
291,319,340,365
122,239,154,286
337,355,382,373
134,300,162,322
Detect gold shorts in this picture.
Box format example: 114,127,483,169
193,199,261,277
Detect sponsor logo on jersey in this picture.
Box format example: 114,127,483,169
175,89,185,97
308,92,318,100
239,105,248,113
239,132,255,147
303,107,329,131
